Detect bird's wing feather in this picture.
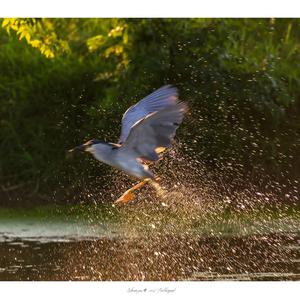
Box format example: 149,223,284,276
119,102,187,161
118,85,178,144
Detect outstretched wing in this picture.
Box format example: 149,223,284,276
118,85,178,144
119,102,187,161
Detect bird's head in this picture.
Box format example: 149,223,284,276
68,139,104,153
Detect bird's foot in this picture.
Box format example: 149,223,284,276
115,190,135,204
114,179,149,204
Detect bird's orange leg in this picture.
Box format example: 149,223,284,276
114,179,150,204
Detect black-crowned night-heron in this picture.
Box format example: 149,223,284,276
69,85,187,204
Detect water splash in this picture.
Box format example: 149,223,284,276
3,140,298,281
148,180,167,199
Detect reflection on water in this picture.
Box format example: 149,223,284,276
0,234,299,281
0,220,121,243
0,209,299,281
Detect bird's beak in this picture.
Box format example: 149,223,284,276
68,144,86,153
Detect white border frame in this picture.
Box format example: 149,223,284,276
1,0,300,17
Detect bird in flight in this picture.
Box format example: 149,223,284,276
69,85,187,204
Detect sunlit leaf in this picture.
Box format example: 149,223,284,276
2,18,10,28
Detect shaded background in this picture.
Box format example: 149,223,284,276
0,18,299,206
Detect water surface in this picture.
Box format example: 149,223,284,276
0,203,299,280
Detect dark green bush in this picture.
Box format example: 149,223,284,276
0,19,299,204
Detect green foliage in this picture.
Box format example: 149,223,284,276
2,18,71,58
0,18,299,203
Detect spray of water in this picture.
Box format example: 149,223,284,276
80,140,298,242
55,140,300,281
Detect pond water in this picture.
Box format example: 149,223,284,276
0,203,299,281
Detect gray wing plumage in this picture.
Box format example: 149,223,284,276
118,85,178,144
120,101,187,161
